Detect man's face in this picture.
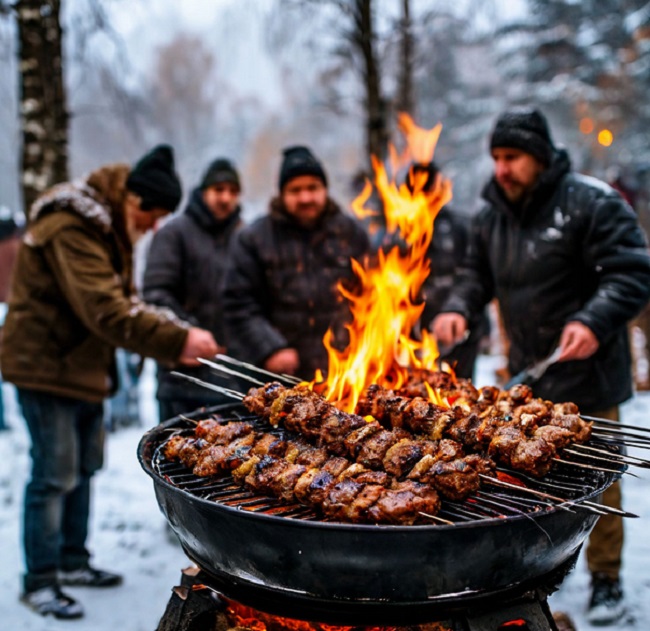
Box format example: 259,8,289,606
491,147,546,204
202,182,240,221
281,175,328,228
124,194,170,243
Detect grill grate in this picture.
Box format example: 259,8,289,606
151,404,621,525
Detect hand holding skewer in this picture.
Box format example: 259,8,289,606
264,348,300,376
178,328,223,367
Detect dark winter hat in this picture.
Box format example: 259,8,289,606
278,145,328,190
126,144,182,212
200,158,241,190
489,107,555,165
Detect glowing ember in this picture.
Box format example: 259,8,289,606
314,114,453,412
225,599,452,631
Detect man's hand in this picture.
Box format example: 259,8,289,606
557,321,599,362
431,313,469,348
178,327,222,366
264,348,300,376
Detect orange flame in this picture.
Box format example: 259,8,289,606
225,599,451,631
314,114,452,412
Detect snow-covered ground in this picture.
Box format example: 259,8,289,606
0,355,648,630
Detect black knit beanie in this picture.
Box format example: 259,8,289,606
200,158,241,190
278,145,328,190
126,144,182,212
489,107,555,165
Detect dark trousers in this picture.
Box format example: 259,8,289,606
17,388,104,591
585,406,624,580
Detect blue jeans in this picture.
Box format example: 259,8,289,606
17,388,104,591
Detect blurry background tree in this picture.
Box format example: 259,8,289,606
494,0,650,229
0,0,648,222
15,0,68,213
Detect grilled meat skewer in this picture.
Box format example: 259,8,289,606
245,384,493,496
164,421,442,524
245,381,591,478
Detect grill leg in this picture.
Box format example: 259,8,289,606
462,596,558,631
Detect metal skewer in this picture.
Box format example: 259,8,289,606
215,354,301,385
170,372,244,400
552,458,637,478
197,358,266,386
418,512,454,525
479,474,608,515
562,447,650,470
571,443,650,467
579,501,638,518
583,415,650,434
591,427,650,443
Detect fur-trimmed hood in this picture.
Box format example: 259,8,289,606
29,163,130,233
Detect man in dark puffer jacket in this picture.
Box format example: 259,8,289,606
143,158,243,422
222,145,369,380
433,107,650,626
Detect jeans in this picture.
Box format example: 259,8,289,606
106,349,141,430
17,388,104,591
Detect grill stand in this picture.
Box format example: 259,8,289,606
156,552,580,631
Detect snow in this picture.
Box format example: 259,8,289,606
0,355,648,630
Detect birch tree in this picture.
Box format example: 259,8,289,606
16,0,68,212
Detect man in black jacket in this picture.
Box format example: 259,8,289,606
222,145,369,380
433,107,650,626
143,158,242,422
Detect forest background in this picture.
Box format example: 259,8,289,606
0,0,649,228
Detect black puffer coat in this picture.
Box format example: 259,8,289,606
222,198,370,380
142,188,243,402
442,149,650,412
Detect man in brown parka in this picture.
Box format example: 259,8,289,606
0,145,219,619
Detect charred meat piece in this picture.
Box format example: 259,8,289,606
250,433,288,458
193,433,257,476
243,382,285,417
356,429,408,469
534,424,574,450
294,445,329,468
245,456,307,502
510,437,555,477
195,419,254,444
317,409,367,455
344,421,384,458
421,458,482,501
548,414,592,443
382,438,424,478
294,468,336,505
367,480,441,525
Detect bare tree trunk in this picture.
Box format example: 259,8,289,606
396,0,415,118
16,0,68,214
352,0,388,165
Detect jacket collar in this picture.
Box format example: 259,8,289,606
186,187,242,235
29,180,113,233
481,148,572,222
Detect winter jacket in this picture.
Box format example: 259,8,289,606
142,188,243,402
222,198,370,380
442,149,650,412
0,165,190,403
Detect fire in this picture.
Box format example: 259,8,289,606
224,599,452,631
314,114,453,412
